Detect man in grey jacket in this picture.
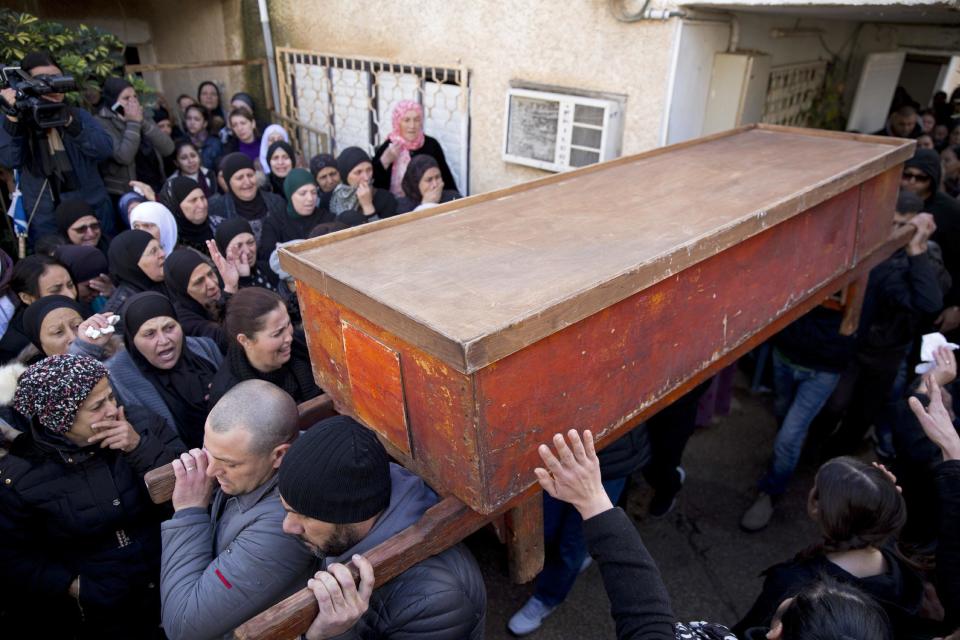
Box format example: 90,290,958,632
279,415,487,640
160,380,314,640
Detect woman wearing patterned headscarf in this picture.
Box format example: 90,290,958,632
372,100,458,197
0,353,183,638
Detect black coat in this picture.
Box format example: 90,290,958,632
258,207,336,262
372,135,458,194
937,460,960,629
0,409,183,638
732,545,934,639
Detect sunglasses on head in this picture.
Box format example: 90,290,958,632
70,222,101,234
902,171,931,183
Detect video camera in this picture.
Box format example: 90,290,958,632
0,66,76,129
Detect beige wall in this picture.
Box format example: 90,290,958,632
267,0,676,194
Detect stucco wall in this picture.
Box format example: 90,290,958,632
266,0,676,194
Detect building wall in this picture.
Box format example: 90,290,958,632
266,0,676,194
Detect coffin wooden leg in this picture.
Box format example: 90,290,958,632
505,492,545,584
839,273,869,336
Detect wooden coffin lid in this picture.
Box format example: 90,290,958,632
281,124,914,374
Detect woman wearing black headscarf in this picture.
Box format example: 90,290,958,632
71,292,222,448
259,168,335,262
164,249,228,353
94,77,174,200
104,229,167,313
53,200,110,252
210,217,280,293
328,147,397,225
0,354,182,639
53,244,113,314
265,140,297,200
310,153,341,210
160,176,215,254
396,154,462,214
209,287,319,407
21,295,86,360
207,152,285,244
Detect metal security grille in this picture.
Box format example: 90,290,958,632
762,61,828,127
275,48,471,194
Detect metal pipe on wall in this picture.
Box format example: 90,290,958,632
257,0,282,113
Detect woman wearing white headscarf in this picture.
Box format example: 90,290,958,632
129,201,179,256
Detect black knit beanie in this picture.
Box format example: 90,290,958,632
336,147,372,183
279,415,391,524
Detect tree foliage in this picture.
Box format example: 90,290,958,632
0,9,139,99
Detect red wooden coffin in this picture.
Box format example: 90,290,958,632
280,124,914,515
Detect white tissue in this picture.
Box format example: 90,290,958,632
915,332,959,374
84,314,120,339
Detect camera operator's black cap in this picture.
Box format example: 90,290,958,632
21,52,59,73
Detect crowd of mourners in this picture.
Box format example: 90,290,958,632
0,48,958,640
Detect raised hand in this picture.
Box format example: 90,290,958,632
534,429,612,520
908,375,960,461
206,239,239,293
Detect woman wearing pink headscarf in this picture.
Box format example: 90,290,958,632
373,100,459,197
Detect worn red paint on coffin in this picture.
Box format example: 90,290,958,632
215,568,233,589
296,171,895,515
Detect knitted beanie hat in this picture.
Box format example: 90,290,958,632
279,415,391,524
336,147,372,183
13,354,108,434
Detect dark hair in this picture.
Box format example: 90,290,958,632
21,51,60,73
183,103,212,132
176,93,193,104
228,107,254,124
780,578,891,640
896,190,923,215
197,81,221,104
810,457,906,554
308,221,348,238
173,138,201,164
33,234,67,257
401,155,440,203
10,255,66,300
225,287,285,340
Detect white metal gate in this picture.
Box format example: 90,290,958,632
276,48,471,194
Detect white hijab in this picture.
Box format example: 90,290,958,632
129,201,179,257
259,124,290,174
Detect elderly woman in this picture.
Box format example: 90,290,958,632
209,286,319,407
130,201,179,257
373,100,458,197
309,152,340,209
104,229,167,313
329,147,397,224
259,168,335,261
164,248,229,353
53,200,109,252
73,292,222,448
208,153,285,243
21,295,85,360
209,218,280,293
161,176,215,254
0,353,182,638
396,155,462,214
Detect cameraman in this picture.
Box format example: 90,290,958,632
94,77,174,206
0,52,114,245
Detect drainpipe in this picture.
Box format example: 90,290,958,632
257,0,282,114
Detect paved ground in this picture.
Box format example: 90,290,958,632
465,373,826,639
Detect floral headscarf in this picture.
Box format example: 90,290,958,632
387,100,425,197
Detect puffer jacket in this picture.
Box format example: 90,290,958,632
94,106,174,195
0,410,182,639
323,464,487,639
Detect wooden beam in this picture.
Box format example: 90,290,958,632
505,493,545,583
143,394,336,504
125,59,267,73
233,496,489,640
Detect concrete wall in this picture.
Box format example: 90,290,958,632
265,0,676,194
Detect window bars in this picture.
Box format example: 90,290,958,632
762,60,828,128
275,48,471,194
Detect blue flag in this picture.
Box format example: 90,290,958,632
6,170,28,237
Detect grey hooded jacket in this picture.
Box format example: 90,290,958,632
323,464,487,639
159,472,315,640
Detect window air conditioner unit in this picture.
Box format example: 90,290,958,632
502,88,624,173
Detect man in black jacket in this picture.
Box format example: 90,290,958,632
278,416,486,640
901,148,960,332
